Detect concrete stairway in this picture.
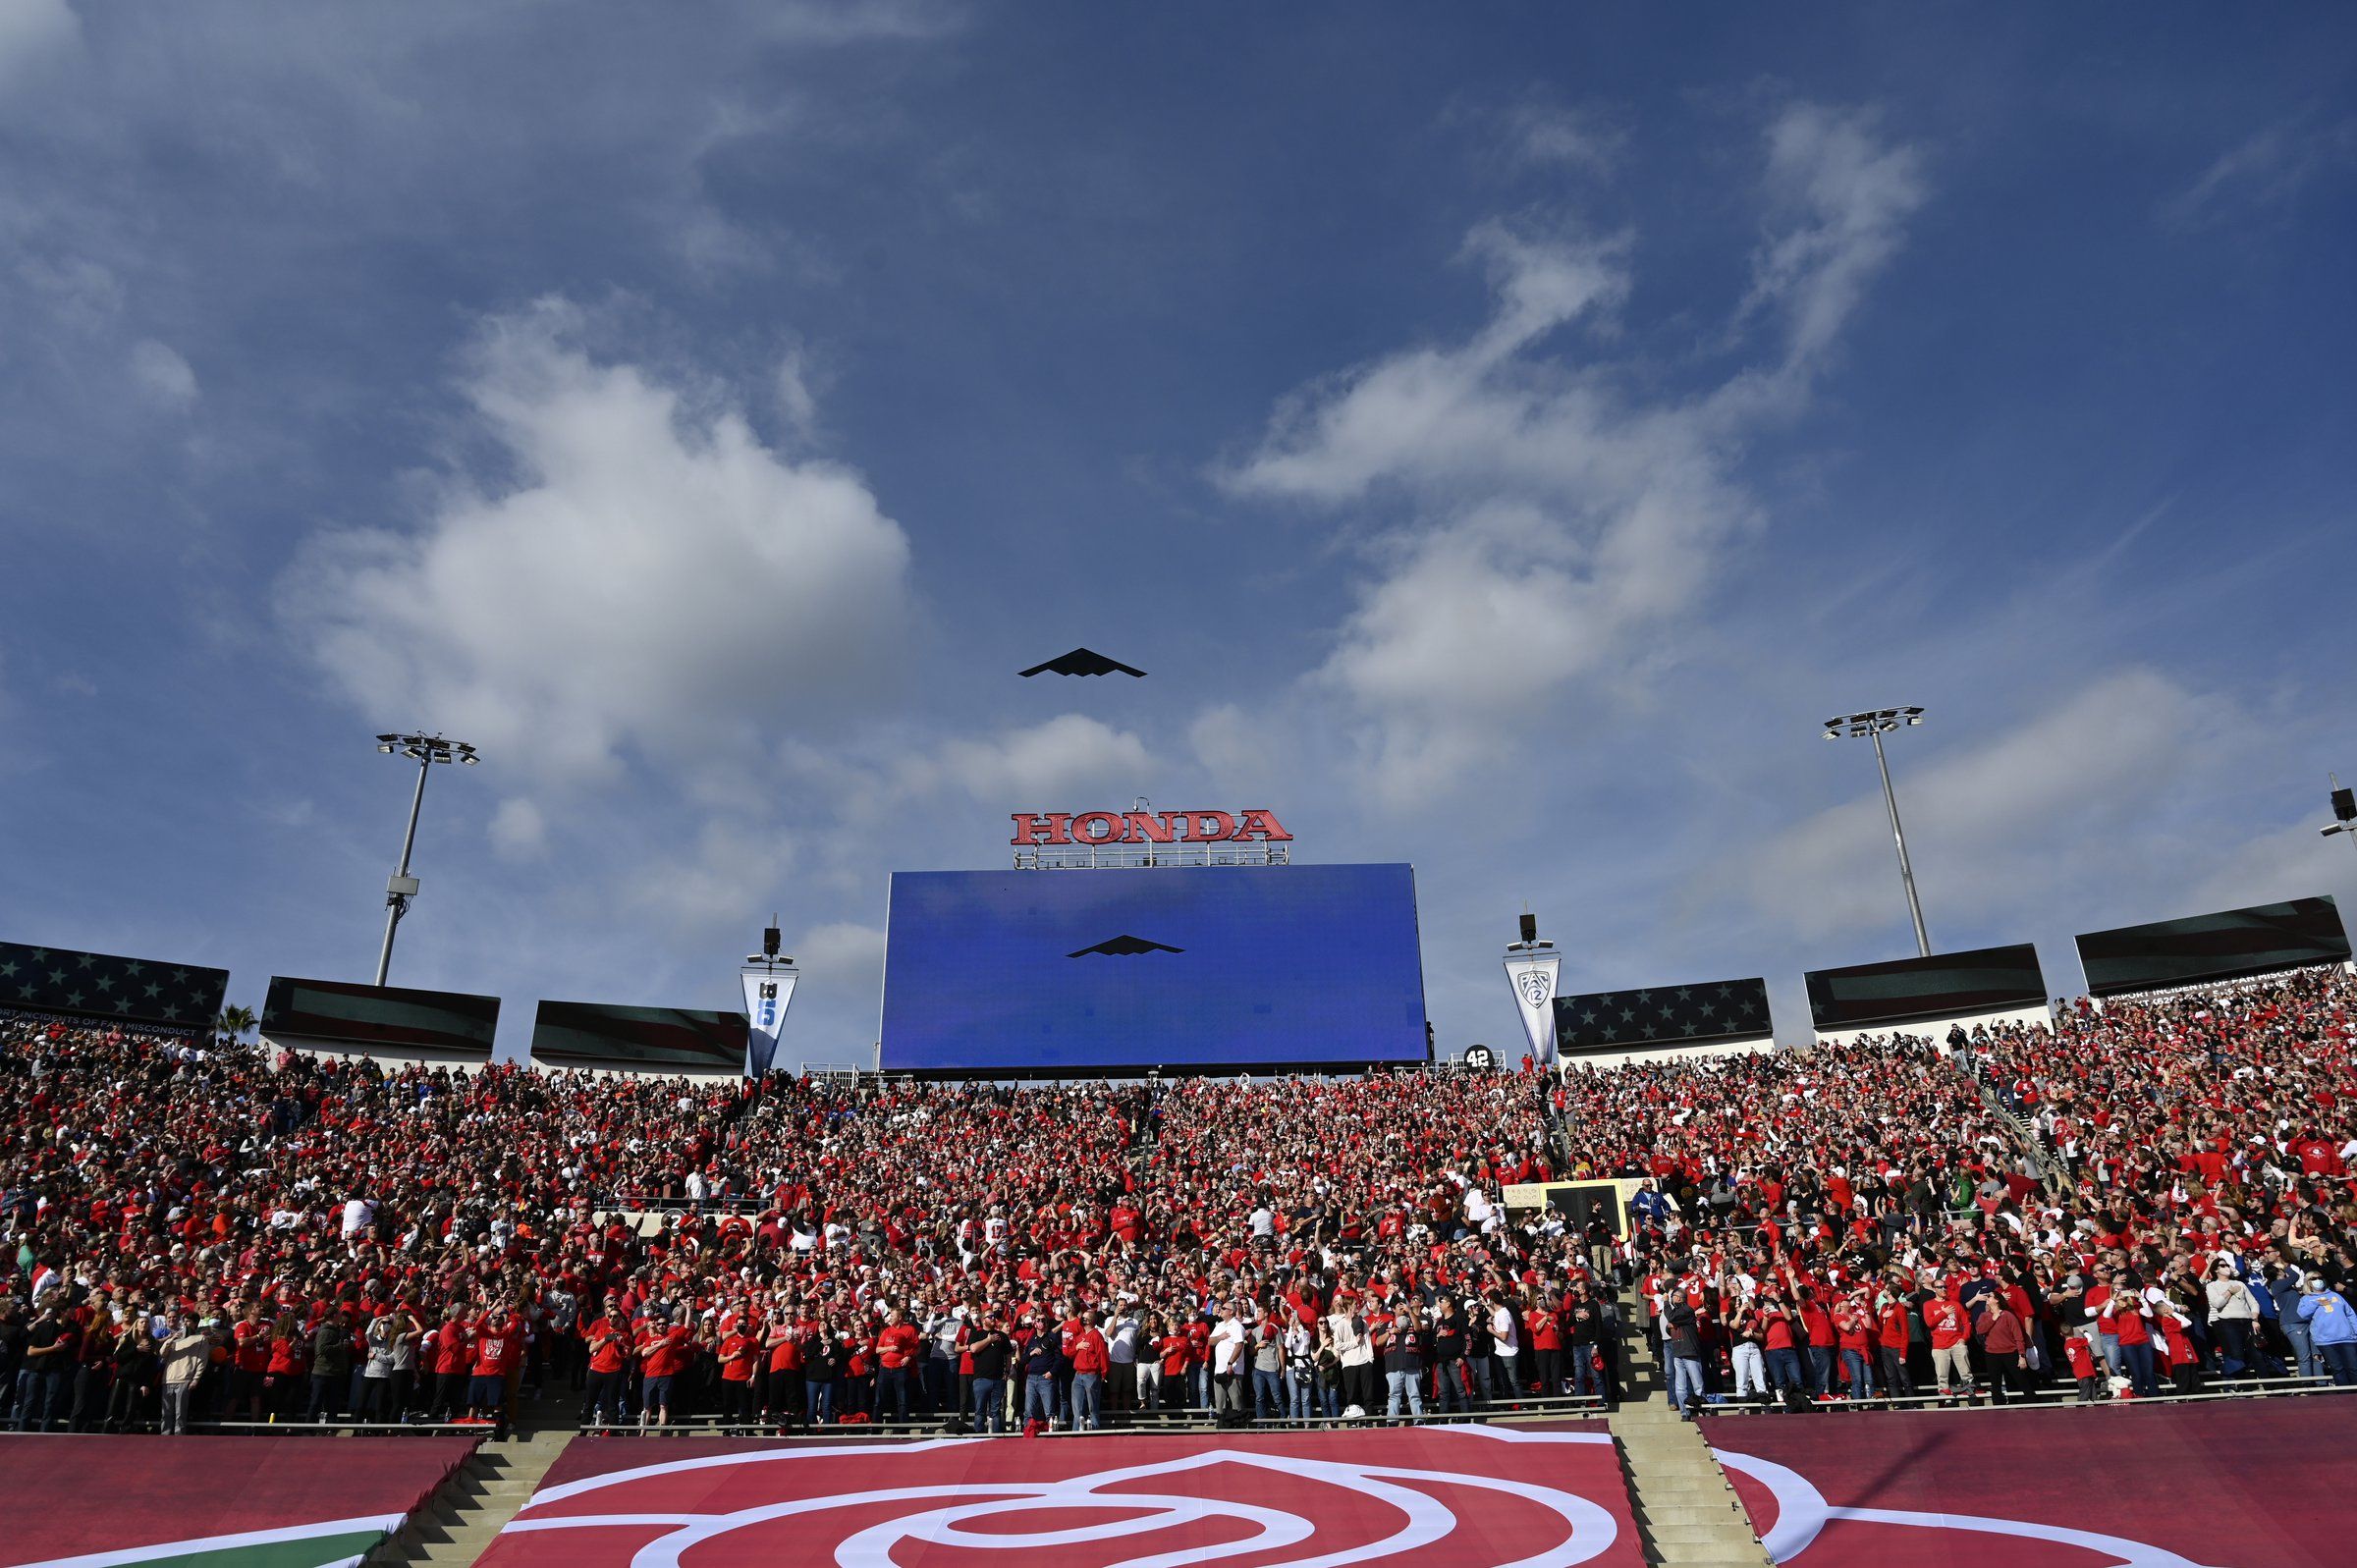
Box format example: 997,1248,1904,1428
1610,1292,1770,1567
379,1426,572,1566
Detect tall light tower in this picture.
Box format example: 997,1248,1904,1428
1824,707,1931,957
2321,776,2357,857
372,732,479,985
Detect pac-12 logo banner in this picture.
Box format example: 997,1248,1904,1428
480,1426,1646,1567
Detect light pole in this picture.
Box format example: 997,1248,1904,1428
2321,776,2357,857
372,732,479,986
1824,707,1931,957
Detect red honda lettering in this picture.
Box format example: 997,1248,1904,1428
1234,809,1292,841
1181,811,1239,841
1124,811,1177,843
1071,810,1124,844
1009,813,1055,845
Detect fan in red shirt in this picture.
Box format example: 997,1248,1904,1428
467,1312,521,1425
427,1308,474,1421
874,1308,922,1424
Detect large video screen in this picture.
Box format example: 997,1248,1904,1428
261,976,498,1057
1803,943,2047,1031
0,940,228,1031
880,864,1428,1074
2077,896,2351,997
531,1000,747,1074
1555,976,1771,1055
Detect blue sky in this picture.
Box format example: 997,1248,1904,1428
2,2,2352,1065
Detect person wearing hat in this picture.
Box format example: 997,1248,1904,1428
2297,1273,2357,1385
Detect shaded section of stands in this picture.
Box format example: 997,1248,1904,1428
1705,1399,2352,1568
481,1423,1636,1568
0,1433,476,1567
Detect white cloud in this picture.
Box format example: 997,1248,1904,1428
798,918,886,969
0,0,77,80
280,300,915,780
628,817,797,932
1222,102,1923,808
1501,102,1622,175
2182,819,2357,918
128,339,197,408
782,920,889,1068
488,796,547,860
1737,670,2220,942
928,713,1154,803
2158,115,2356,232
1739,103,1928,371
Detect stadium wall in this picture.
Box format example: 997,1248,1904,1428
1812,1000,2055,1051
1558,1036,1779,1071
263,1032,493,1071
531,1056,743,1084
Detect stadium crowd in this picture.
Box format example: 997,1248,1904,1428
2,962,2353,1436
1592,968,2357,1414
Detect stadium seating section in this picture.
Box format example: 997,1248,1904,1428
3,964,2354,1440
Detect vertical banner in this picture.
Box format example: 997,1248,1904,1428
1502,944,1562,1066
740,963,797,1079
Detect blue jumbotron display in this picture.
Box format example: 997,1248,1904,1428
879,864,1428,1073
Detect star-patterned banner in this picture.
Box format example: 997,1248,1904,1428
1553,975,1771,1054
0,940,229,1031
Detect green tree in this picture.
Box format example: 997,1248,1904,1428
214,1003,257,1050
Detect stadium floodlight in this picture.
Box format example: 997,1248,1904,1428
2323,775,2357,855
1822,706,1932,957
372,731,480,986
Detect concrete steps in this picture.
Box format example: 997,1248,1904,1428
1610,1287,1769,1567
377,1424,572,1567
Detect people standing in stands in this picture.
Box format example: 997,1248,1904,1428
1104,1304,1139,1415
70,1296,113,1432
965,1312,1009,1433
1976,1294,2032,1404
1380,1301,1426,1421
1665,1298,1705,1420
1069,1312,1111,1431
2207,1259,2262,1378
2112,1271,2161,1398
355,1311,397,1421
2269,1265,2320,1380
1835,1296,1876,1400
1529,1291,1564,1396
635,1312,691,1429
875,1307,920,1424
1209,1301,1247,1419
1148,1313,1186,1411
2298,1274,2357,1385
1925,1288,1972,1399
2064,1328,2101,1401
158,1313,212,1434
306,1314,351,1424
1430,1297,1471,1413
579,1299,630,1431
468,1306,521,1433
265,1313,308,1418
426,1311,471,1414
1331,1293,1376,1415
716,1319,759,1422
1021,1316,1061,1429
1875,1285,1914,1399
802,1314,842,1426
